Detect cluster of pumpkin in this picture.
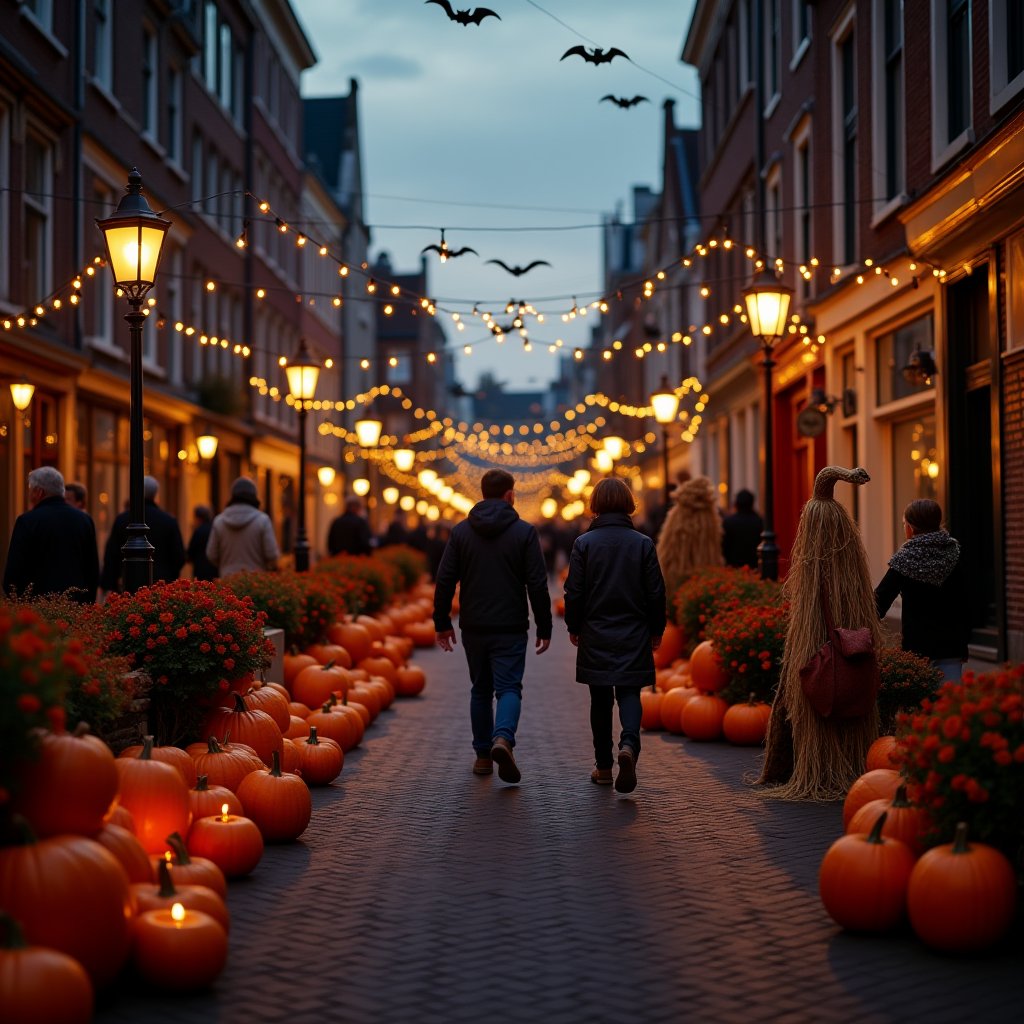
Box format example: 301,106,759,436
639,627,771,745
819,736,1019,952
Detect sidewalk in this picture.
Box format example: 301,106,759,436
95,631,1023,1024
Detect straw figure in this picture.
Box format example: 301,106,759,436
655,475,723,595
758,466,881,800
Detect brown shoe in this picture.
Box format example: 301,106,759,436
590,767,613,786
615,747,637,793
472,756,493,775
489,737,521,784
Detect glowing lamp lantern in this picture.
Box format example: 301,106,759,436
438,485,454,503
352,478,370,497
9,380,35,412
426,506,440,521
603,436,626,460
400,495,416,512
594,449,614,474
283,339,321,573
317,466,336,488
418,469,438,489
284,343,320,403
132,901,228,992
354,416,383,448
415,499,429,515
650,380,681,426
742,267,793,342
573,469,591,486
566,476,585,496
382,486,400,505
541,498,558,519
195,433,218,460
393,448,416,472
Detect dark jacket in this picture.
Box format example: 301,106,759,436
379,520,408,548
875,531,970,661
722,509,763,569
327,512,372,556
3,496,99,604
564,512,667,687
433,498,552,639
186,522,218,580
100,501,186,591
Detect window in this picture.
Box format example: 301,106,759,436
218,23,232,110
24,133,53,300
1010,1,1024,80
833,19,858,266
765,0,781,104
142,27,157,137
206,150,218,218
739,0,754,89
1007,230,1024,350
765,165,782,260
385,352,412,386
167,68,182,162
876,314,934,405
94,0,113,91
167,249,183,384
879,0,904,201
204,2,218,92
947,0,971,139
989,0,1024,110
793,121,812,297
87,177,114,346
793,1,811,58
0,102,9,301
191,133,203,205
24,0,52,30
891,414,939,543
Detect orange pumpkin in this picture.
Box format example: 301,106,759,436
372,639,406,669
309,699,364,751
290,662,352,709
394,666,426,697
132,859,229,933
237,751,311,843
284,715,311,740
188,776,242,821
240,685,291,732
847,785,928,855
403,621,436,647
679,694,729,741
722,695,771,746
287,701,311,719
280,737,302,775
865,735,900,771
329,621,373,663
689,641,729,693
348,683,382,718
842,769,902,829
359,655,396,685
105,804,135,833
305,643,353,669
187,812,263,878
653,623,684,668
355,615,387,642
294,727,344,786
119,740,197,788
660,686,697,734
202,694,283,767
153,833,226,897
93,822,153,884
12,724,119,838
283,650,318,687
640,687,664,730
115,737,192,855
187,736,264,793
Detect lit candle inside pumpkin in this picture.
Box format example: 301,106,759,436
171,901,186,926
187,801,264,879
132,900,228,990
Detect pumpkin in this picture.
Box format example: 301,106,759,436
368,675,397,709
679,694,729,741
202,693,283,767
660,686,697,734
284,714,312,739
847,785,928,855
907,822,1018,951
288,701,312,719
294,726,344,786
372,639,406,669
119,740,197,788
842,769,902,829
865,735,900,771
722,695,771,746
186,812,264,878
640,687,664,730
394,666,426,697
358,655,396,685
819,812,916,932
280,737,302,775
114,736,192,855
93,822,153,883
346,699,372,729
291,662,352,709
330,621,373,662
132,903,228,991
305,642,353,669
240,685,290,732
308,699,364,751
264,681,291,700
187,736,264,792
403,620,436,647
689,641,728,693
355,615,387,642
347,682,382,718
283,649,318,687
0,912,94,1024
132,859,230,932
105,804,135,832
189,776,242,821
653,623,684,668
153,833,226,897
236,751,312,842
11,724,119,839
0,829,133,989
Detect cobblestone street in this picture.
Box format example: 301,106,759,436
96,631,1023,1024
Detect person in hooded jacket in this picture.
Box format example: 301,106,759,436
206,477,279,577
875,498,969,681
433,468,552,784
564,478,666,793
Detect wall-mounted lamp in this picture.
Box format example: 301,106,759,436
317,466,336,488
902,347,938,387
10,379,35,412
196,431,219,460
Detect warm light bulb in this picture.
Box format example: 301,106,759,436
171,902,186,923
352,478,370,496
220,803,230,820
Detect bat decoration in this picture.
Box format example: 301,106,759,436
485,259,552,277
421,230,477,262
560,45,630,65
601,94,649,109
426,0,500,25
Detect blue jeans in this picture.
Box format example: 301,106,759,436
589,685,642,769
462,632,527,755
932,658,963,683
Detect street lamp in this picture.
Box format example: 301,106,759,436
393,448,415,473
354,415,383,448
96,168,171,592
651,375,681,510
743,266,793,582
317,465,336,488
603,436,626,460
196,428,219,511
352,478,370,497
195,432,218,460
9,379,35,412
284,339,321,572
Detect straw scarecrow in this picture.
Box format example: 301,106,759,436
759,466,880,800
656,475,723,595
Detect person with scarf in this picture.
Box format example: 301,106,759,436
875,498,969,682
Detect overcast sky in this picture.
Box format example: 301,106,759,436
295,0,700,390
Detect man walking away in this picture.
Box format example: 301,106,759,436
433,469,552,784
186,505,218,580
3,466,99,603
722,489,764,570
327,497,373,556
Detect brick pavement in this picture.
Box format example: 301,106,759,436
95,630,1023,1024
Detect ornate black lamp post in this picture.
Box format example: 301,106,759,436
284,340,321,572
96,168,171,592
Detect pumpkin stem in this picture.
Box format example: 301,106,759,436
232,693,247,712
324,660,335,670
165,832,192,864
72,721,92,738
195,775,210,792
891,785,912,809
866,811,888,844
952,821,971,854
308,726,320,746
157,858,178,898
207,736,223,754
270,749,282,778
748,692,757,705
0,912,28,950
139,735,155,760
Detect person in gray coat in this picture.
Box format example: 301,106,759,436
206,477,279,577
564,478,667,793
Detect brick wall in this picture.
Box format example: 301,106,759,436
1002,350,1024,659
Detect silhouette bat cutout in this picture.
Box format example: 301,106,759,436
560,45,630,65
601,94,649,108
426,0,500,25
422,231,477,261
486,259,552,277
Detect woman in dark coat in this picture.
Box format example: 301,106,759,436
875,498,970,681
564,478,667,793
